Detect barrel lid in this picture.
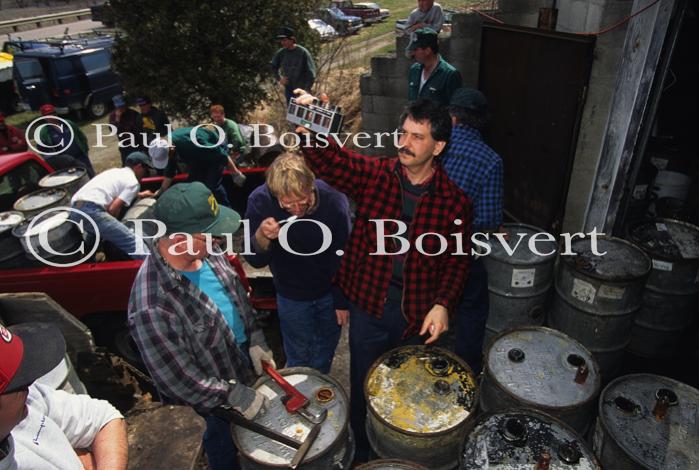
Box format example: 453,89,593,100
38,167,87,188
598,374,699,469
486,223,557,264
0,211,25,235
13,188,68,212
12,210,70,237
366,346,476,434
232,368,347,466
485,327,600,409
629,219,699,261
565,236,651,281
462,409,599,469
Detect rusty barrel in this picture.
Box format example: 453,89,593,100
365,346,477,470
626,219,699,358
38,166,89,197
355,460,429,470
480,326,601,434
549,236,651,380
593,374,699,469
461,409,600,469
232,367,353,469
13,187,70,220
122,197,159,237
12,209,85,266
482,223,557,345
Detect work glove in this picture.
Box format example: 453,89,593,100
249,344,276,376
234,388,268,420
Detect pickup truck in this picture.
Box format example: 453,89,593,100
0,151,276,362
329,0,381,24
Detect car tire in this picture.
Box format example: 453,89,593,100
113,327,145,368
87,100,108,119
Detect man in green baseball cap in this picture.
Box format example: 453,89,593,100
407,27,462,106
128,181,276,470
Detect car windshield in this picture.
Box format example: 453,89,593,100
15,59,45,80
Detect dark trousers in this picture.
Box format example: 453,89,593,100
349,299,422,461
198,413,240,470
454,257,489,375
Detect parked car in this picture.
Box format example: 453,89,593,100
308,19,339,41
329,0,381,24
355,2,390,21
395,8,457,36
316,7,363,35
9,36,121,118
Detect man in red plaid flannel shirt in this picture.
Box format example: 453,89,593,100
298,98,472,461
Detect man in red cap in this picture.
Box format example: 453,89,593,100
36,104,94,177
0,323,127,469
0,113,27,156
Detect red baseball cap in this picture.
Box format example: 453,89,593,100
0,323,65,394
39,104,56,116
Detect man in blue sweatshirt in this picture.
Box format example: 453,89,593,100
245,153,351,373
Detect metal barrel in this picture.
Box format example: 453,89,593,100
482,223,557,345
122,197,160,238
12,209,85,265
460,409,600,470
364,346,478,470
232,367,353,470
548,236,651,380
627,219,699,358
355,460,429,470
593,373,699,470
38,167,89,197
12,187,70,220
0,211,26,264
480,326,601,434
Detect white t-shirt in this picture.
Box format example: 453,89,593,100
0,384,123,470
71,167,139,209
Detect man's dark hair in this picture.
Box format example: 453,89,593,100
426,42,439,54
448,106,489,131
400,99,452,144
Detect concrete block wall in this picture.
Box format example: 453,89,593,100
359,13,485,156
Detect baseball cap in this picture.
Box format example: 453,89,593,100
136,97,151,106
406,28,438,53
449,88,488,114
40,104,56,116
148,138,170,170
125,151,154,168
276,27,295,40
112,94,126,107
154,182,241,236
0,323,65,394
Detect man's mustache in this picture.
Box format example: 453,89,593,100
398,148,416,158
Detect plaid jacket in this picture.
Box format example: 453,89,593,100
443,125,503,231
128,245,266,414
302,139,472,337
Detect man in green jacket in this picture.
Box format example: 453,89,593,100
37,103,95,176
407,28,462,106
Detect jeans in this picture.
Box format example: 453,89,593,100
349,299,422,462
454,257,489,374
70,201,148,260
199,413,240,470
276,292,340,374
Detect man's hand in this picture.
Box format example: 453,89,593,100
258,217,281,240
138,190,155,198
419,304,449,344
248,344,276,375
236,389,268,420
336,309,349,326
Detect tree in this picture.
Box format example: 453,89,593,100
110,0,321,121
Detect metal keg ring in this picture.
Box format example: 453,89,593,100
315,387,335,403
557,442,582,464
499,417,528,446
425,356,453,377
655,388,678,406
507,348,526,363
386,351,410,369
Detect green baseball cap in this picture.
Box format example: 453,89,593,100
154,182,241,236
